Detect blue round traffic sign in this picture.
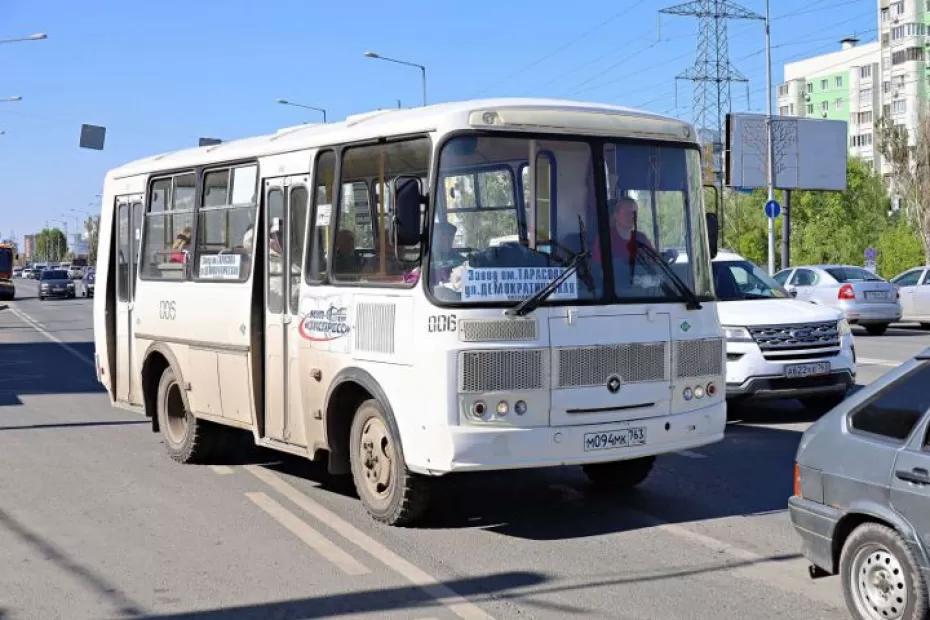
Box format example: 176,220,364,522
764,199,781,219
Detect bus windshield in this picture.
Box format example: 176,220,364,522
427,135,713,305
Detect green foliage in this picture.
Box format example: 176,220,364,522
876,218,926,278
35,228,67,262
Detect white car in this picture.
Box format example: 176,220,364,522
713,251,856,408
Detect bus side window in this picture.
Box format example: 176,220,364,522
141,173,195,281
288,186,308,313
333,138,430,284
307,150,335,282
194,164,258,282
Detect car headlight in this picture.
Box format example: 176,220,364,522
837,319,851,337
67,282,75,288
722,326,752,342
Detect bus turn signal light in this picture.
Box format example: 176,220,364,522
793,463,801,497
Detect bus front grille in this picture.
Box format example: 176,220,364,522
676,338,724,378
556,342,667,388
459,349,546,393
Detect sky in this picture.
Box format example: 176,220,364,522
1,0,876,248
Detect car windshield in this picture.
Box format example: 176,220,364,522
427,135,713,305
41,270,68,280
712,260,789,301
826,267,883,282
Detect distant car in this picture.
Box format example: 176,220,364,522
67,265,84,280
775,265,902,335
13,267,23,278
789,347,930,620
38,269,75,300
22,268,35,279
714,252,855,408
82,269,95,298
891,266,930,330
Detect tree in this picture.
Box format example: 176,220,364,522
84,215,100,265
35,228,67,262
876,113,930,262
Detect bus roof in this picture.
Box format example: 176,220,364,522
108,98,696,180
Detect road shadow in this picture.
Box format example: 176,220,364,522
0,341,103,406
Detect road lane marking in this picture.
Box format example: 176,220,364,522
245,465,494,620
676,450,707,459
209,465,234,475
7,305,95,369
244,491,370,576
858,357,900,367
626,508,842,608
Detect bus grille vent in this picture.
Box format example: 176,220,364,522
557,342,667,387
460,349,545,393
355,302,396,354
676,338,724,378
459,319,537,342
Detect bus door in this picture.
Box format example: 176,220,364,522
115,196,144,403
263,176,310,445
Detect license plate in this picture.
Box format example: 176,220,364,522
584,427,646,452
865,291,886,301
784,361,831,379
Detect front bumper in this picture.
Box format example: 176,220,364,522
789,495,841,573
40,287,74,298
421,400,726,474
726,338,856,399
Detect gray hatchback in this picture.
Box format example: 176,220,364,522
790,349,930,619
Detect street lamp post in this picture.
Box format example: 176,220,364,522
364,51,427,106
0,32,46,45
276,99,327,123
763,0,776,275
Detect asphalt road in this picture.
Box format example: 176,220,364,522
3,277,929,620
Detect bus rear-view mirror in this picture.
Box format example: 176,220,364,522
705,212,719,259
392,176,424,247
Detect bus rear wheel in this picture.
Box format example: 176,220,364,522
583,456,655,489
156,367,221,464
349,399,430,526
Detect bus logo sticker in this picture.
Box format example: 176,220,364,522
606,375,622,393
680,320,691,333
298,305,351,341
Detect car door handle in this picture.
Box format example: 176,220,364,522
896,468,930,485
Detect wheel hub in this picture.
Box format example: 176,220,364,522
359,418,393,499
853,546,908,620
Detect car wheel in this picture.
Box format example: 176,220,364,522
583,456,656,489
865,323,889,336
349,399,430,526
156,367,223,464
800,393,847,411
840,522,929,620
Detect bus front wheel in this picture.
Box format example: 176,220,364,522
349,399,430,526
583,456,655,489
156,367,220,464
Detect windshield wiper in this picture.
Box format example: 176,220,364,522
633,240,702,310
506,250,589,317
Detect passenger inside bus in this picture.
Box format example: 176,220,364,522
170,226,192,263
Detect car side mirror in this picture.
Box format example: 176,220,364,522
705,213,718,259
391,176,424,247
789,290,798,298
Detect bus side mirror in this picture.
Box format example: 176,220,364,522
392,176,424,247
705,213,719,259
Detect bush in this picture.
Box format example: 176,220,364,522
876,220,925,278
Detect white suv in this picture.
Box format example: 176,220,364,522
713,251,856,408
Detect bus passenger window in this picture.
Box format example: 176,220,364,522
333,138,430,284
141,173,195,280
194,164,257,281
288,186,308,313
306,150,335,282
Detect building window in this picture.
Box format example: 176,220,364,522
893,99,907,114
859,88,873,106
891,23,926,40
778,83,789,96
835,76,843,88
779,105,789,115
892,47,925,65
821,101,829,112
882,32,890,45
857,110,873,124
789,103,795,115
821,78,828,90
883,80,891,93
859,65,872,79
893,1,905,15
807,103,814,114
806,82,813,93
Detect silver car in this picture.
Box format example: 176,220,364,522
775,265,902,335
891,266,930,330
790,348,930,619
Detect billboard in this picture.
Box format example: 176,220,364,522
725,113,847,191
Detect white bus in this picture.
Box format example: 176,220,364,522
94,99,726,525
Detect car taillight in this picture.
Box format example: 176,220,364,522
838,284,855,300
793,463,802,497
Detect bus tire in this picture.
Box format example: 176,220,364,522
583,456,655,489
349,399,430,526
156,367,218,464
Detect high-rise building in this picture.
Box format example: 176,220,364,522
23,234,35,262
777,0,930,176
776,38,882,168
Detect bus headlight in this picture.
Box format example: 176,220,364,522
471,401,487,419
514,400,528,415
496,401,509,416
